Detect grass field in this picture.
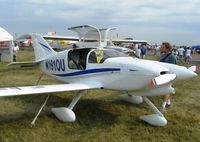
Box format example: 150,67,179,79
0,50,199,142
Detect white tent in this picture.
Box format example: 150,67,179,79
0,27,13,62
0,27,13,41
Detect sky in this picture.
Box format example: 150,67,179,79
0,0,200,46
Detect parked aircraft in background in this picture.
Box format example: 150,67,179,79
15,25,141,56
43,35,78,49
105,40,133,54
1,25,197,127
112,38,147,47
43,27,136,54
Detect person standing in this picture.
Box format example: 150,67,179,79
13,42,19,62
135,46,141,58
141,45,147,59
159,42,177,111
185,47,192,63
177,47,184,63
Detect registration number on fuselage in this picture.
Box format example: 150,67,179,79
45,59,65,71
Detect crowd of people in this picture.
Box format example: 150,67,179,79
172,46,193,63
128,43,195,65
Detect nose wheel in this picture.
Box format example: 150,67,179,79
140,97,167,126
120,93,167,126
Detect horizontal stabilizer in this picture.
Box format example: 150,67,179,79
0,82,102,97
7,61,42,67
150,74,176,86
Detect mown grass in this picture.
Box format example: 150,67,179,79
0,50,199,142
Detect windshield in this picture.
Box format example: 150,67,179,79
103,49,128,58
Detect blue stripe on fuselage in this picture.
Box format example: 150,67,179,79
53,68,120,77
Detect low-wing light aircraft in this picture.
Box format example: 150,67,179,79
1,25,197,126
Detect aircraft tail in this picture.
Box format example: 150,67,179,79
31,34,56,61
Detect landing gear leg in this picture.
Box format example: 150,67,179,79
31,94,50,126
51,90,85,122
31,73,47,126
139,96,167,126
35,73,44,85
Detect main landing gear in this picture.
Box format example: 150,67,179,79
51,90,85,122
120,93,167,126
31,74,85,125
31,90,85,126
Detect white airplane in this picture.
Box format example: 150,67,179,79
1,25,197,127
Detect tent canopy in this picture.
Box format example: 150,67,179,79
0,27,13,42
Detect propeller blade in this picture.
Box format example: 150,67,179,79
150,74,176,86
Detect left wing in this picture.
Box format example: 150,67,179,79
0,82,102,97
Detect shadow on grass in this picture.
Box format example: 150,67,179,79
0,93,162,131
0,94,119,129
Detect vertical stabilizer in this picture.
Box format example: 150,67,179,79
31,34,56,61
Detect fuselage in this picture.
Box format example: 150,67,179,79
39,48,197,91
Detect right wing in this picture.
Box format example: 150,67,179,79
0,82,102,97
